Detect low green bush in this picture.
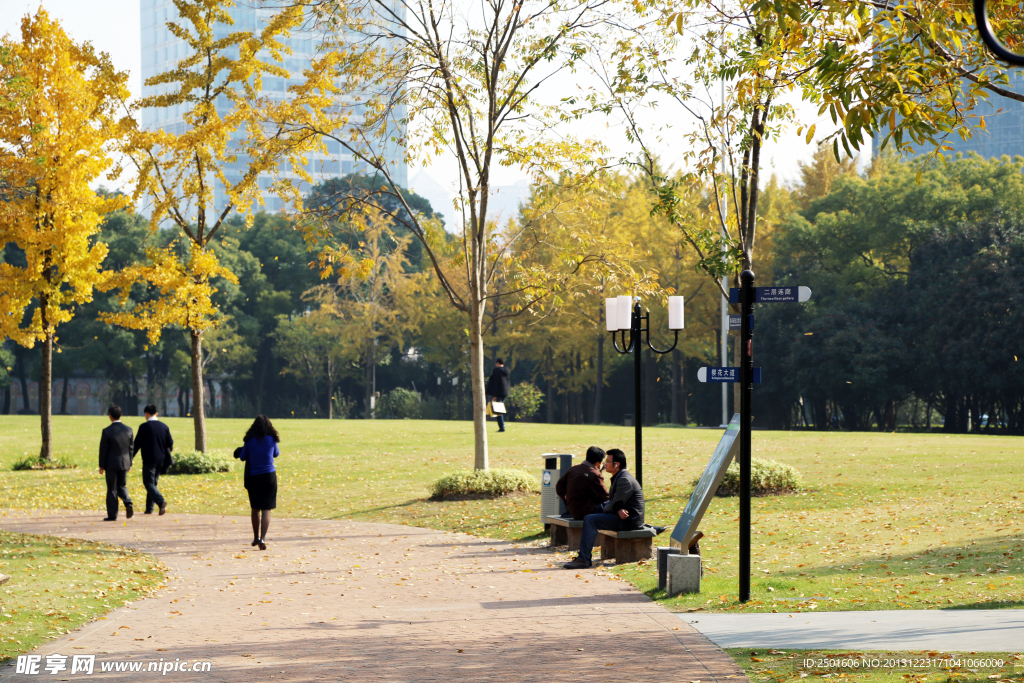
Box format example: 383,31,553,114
506,382,543,420
377,387,421,419
431,467,536,499
11,455,77,471
166,450,234,475
704,458,803,496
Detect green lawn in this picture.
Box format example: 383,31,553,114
1,416,1021,613
0,529,166,663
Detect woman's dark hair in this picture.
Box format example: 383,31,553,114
244,415,280,443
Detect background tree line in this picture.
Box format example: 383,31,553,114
6,150,1023,435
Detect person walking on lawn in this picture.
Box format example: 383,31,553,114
563,449,644,569
485,358,510,432
239,415,280,550
133,404,173,515
555,446,609,519
98,405,134,521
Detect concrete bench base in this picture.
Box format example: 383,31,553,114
0,573,8,586
598,528,659,564
666,553,701,595
547,516,586,551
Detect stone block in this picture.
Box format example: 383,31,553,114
657,547,682,590
666,553,701,596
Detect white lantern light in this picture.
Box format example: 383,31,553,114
668,296,684,330
604,298,618,332
616,295,633,330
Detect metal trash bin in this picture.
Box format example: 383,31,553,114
540,453,573,527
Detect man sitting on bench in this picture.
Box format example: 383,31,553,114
563,449,644,569
555,446,609,519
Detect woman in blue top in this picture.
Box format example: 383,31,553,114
239,415,280,550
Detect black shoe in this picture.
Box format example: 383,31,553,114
125,504,134,519
159,502,167,516
653,526,667,534
252,538,261,547
562,558,592,569
258,539,267,551
103,517,117,521
497,429,505,432
144,510,154,515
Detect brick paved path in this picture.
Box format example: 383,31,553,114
1,510,746,682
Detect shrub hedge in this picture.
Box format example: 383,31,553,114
431,467,536,499
166,450,234,475
707,458,803,496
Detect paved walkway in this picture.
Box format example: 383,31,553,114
680,610,1024,651
0,510,745,682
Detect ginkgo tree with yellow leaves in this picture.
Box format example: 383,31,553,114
103,0,346,452
0,9,130,463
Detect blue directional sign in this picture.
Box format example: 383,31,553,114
697,367,762,383
729,286,812,304
728,315,754,331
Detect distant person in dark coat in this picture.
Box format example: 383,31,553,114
563,449,645,569
98,405,134,521
238,415,280,550
133,404,174,515
485,358,511,432
555,446,609,519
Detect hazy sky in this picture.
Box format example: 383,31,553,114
0,1,860,195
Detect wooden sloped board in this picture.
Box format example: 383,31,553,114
669,414,741,550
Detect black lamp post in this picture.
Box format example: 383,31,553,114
605,295,685,486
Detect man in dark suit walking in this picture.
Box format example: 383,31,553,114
98,405,134,521
134,404,173,515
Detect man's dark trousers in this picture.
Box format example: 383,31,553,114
142,467,165,513
578,513,635,565
105,469,132,520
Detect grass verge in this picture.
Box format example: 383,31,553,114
725,648,1022,683
0,529,166,663
0,416,1021,612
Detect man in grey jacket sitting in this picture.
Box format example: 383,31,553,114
563,449,644,569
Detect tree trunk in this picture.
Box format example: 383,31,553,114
469,298,489,470
59,375,69,415
327,376,334,420
592,336,603,425
222,382,231,418
17,354,30,413
3,384,9,415
190,329,207,452
39,332,53,463
547,379,554,423
364,338,375,419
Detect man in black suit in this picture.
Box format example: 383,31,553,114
98,405,134,521
134,404,173,515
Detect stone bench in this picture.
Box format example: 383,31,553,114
547,516,586,550
0,573,8,586
598,526,664,564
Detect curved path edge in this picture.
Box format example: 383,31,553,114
1,509,746,682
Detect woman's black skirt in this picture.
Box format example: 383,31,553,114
244,472,278,510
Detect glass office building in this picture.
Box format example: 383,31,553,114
873,71,1024,161
139,0,407,214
